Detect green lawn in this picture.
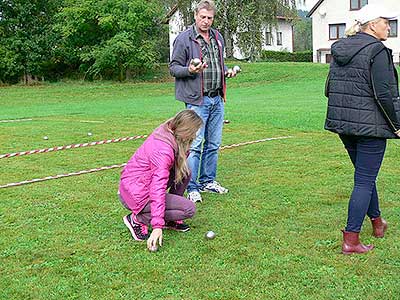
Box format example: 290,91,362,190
1,62,400,300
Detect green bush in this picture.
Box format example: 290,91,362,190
261,50,312,62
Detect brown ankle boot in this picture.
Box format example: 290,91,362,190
371,217,387,238
342,230,374,255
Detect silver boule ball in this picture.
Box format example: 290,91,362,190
87,132,92,136
43,136,48,140
149,245,158,252
233,65,241,73
205,231,216,240
192,58,201,67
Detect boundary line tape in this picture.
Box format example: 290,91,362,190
0,136,292,189
0,135,147,159
0,118,33,123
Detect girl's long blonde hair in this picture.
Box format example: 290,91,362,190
167,109,203,184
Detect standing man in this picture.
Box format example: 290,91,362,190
169,0,237,203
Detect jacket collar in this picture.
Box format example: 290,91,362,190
152,122,178,154
190,24,217,41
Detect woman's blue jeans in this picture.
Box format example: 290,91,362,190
339,135,387,232
186,95,224,192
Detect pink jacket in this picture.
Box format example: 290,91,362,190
119,123,177,229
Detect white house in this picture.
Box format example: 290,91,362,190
167,5,295,60
307,0,400,64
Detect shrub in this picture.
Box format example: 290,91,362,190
260,50,312,62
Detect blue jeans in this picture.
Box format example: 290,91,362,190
186,95,224,192
339,135,387,232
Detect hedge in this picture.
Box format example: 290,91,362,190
260,50,312,62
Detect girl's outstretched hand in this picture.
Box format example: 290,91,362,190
147,228,163,251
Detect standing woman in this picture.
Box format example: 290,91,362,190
325,4,400,254
119,110,203,251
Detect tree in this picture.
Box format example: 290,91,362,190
55,0,165,80
293,11,312,51
0,0,62,83
168,0,303,60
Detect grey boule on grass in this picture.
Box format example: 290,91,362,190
149,245,158,252
205,231,216,240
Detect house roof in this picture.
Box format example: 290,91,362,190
306,0,325,17
163,4,178,24
276,15,299,21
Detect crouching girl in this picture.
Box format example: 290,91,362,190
118,110,203,251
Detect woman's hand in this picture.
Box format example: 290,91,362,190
147,228,163,251
395,129,400,138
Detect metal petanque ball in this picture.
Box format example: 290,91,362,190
87,132,93,136
43,136,49,140
149,245,158,252
205,231,216,240
191,58,202,67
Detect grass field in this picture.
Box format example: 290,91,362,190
1,62,400,300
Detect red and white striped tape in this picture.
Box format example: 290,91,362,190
219,136,292,150
0,135,147,159
0,164,127,189
0,136,292,189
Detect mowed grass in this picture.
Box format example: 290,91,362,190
1,62,400,300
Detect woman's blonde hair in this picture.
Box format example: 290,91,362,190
167,109,203,184
345,19,379,37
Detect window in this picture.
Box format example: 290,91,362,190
350,0,367,10
389,20,398,37
277,32,283,45
265,31,272,45
329,24,346,40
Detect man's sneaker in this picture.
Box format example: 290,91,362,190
188,191,202,203
165,220,190,232
123,214,149,241
200,181,229,194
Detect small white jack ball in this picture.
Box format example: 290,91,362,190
43,136,48,140
233,65,241,73
191,58,202,67
87,132,92,136
205,231,216,240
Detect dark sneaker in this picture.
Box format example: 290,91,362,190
165,220,190,232
200,181,228,194
123,214,149,241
